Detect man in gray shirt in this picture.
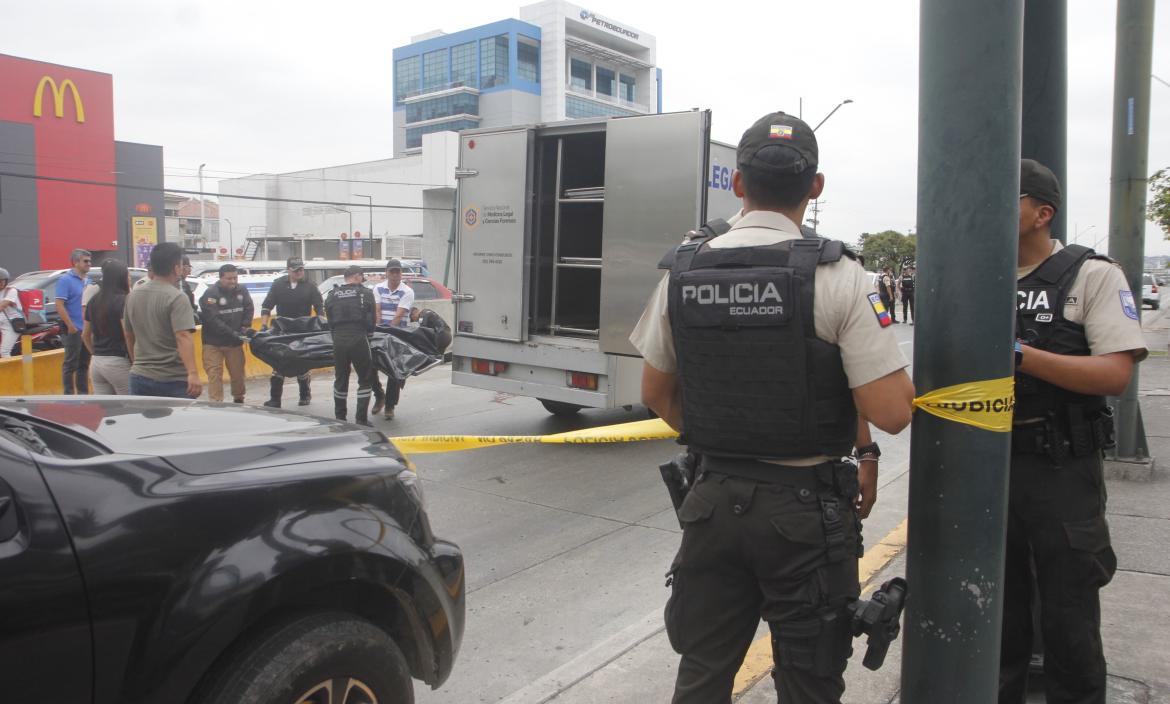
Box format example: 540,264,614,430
123,242,202,398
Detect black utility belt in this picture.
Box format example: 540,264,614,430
1011,407,1115,459
698,456,857,497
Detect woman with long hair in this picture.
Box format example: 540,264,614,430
82,259,132,394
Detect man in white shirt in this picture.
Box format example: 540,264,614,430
370,259,414,420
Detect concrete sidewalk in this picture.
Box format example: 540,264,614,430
737,353,1170,703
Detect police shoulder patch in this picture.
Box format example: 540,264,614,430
205,297,217,305
1120,290,1139,320
867,292,893,328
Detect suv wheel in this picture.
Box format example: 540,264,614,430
196,612,413,704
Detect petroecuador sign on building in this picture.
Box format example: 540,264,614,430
577,8,641,41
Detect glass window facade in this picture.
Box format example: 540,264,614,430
570,58,592,91
596,67,615,96
565,95,638,119
406,93,480,123
620,74,636,103
423,49,449,92
517,38,540,83
395,56,420,103
451,42,476,87
480,35,509,88
405,119,480,149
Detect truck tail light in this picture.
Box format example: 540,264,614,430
568,372,598,391
471,359,507,375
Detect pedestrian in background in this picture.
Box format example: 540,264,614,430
0,267,24,358
200,263,254,403
82,259,132,395
371,258,414,420
899,264,916,325
878,267,899,323
123,242,202,399
56,248,92,393
260,257,323,407
181,256,201,324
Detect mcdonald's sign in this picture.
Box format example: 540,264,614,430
32,76,85,123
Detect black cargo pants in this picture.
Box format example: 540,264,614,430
665,458,862,704
331,331,372,419
998,451,1116,704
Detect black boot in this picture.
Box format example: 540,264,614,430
334,397,347,421
355,394,372,427
263,377,283,408
298,377,312,406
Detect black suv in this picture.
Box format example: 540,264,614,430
0,397,464,703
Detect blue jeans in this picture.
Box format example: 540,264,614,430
61,331,91,394
129,373,191,398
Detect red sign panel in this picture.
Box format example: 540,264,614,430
0,55,117,268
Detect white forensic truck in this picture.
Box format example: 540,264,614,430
450,110,742,415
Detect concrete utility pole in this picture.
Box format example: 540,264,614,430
198,163,206,247
1106,0,1155,467
1021,0,1068,242
902,0,1023,700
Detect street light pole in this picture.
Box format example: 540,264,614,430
223,218,234,258
813,98,853,132
198,163,206,248
806,99,852,235
354,193,374,239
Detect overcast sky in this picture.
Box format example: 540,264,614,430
2,0,1168,255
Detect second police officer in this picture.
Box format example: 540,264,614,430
632,112,915,704
199,263,254,404
324,265,377,426
260,257,324,408
999,160,1148,704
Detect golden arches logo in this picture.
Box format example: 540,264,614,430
32,76,85,123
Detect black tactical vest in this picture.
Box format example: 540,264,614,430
666,235,858,460
1015,244,1107,421
325,284,370,333
899,274,914,293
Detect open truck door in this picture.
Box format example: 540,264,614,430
454,128,535,342
598,110,712,357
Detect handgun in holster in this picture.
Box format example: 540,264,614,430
659,452,698,528
847,577,908,671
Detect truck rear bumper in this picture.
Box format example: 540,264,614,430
451,335,642,408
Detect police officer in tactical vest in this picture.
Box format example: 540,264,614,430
260,257,325,408
1000,160,1147,704
898,265,915,324
324,265,378,426
632,112,915,704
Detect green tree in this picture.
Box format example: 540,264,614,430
1148,167,1170,239
856,230,917,272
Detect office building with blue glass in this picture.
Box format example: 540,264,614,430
393,0,660,156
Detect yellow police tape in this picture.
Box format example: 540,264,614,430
912,376,1016,432
391,417,679,454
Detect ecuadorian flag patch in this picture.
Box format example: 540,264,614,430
868,293,893,327
769,124,794,140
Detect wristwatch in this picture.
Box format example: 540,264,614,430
855,442,881,460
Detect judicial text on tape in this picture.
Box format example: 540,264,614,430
912,376,1016,433
391,418,679,455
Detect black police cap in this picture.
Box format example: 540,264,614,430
1020,159,1062,211
737,112,819,176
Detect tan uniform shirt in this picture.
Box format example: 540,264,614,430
629,209,909,464
1018,241,1148,361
